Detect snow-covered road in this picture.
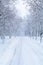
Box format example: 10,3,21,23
0,37,43,65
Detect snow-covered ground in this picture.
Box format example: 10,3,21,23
0,37,43,65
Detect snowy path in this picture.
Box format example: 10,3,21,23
20,38,43,65
0,37,43,65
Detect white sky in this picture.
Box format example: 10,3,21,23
9,0,31,19
15,0,31,19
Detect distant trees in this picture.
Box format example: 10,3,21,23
26,0,43,37
0,0,23,38
0,0,43,38
0,0,14,38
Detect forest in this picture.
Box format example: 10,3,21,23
0,0,43,38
